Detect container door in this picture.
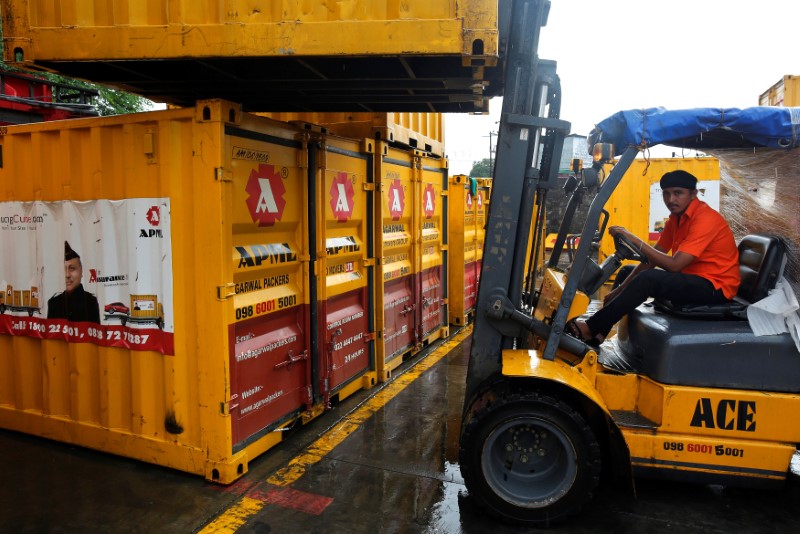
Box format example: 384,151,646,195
418,157,448,339
379,149,416,361
473,179,491,309
317,138,373,395
463,183,479,313
225,124,311,449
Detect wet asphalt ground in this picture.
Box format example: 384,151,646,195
2,326,800,534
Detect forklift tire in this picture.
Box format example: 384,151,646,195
459,386,601,527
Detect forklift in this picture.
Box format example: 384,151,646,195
460,0,800,526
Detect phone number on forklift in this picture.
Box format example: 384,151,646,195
663,441,744,457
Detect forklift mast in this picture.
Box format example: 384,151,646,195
465,0,571,401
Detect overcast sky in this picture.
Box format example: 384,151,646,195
445,0,800,175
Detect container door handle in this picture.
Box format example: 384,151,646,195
274,350,309,370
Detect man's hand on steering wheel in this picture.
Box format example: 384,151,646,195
609,226,648,263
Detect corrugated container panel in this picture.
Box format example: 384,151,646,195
417,154,449,344
448,175,491,326
758,75,800,107
598,158,720,266
313,133,376,401
259,112,445,156
373,142,417,381
2,0,501,113
0,100,322,483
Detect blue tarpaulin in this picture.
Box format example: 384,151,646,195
590,107,800,153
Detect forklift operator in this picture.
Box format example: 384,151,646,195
568,170,740,346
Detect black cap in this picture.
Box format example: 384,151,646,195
64,241,80,261
660,170,698,190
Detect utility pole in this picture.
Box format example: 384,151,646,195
486,130,498,170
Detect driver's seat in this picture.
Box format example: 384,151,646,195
654,234,786,319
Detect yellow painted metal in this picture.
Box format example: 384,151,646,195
533,268,591,323
374,141,417,381
507,346,800,485
259,112,445,156
0,100,330,483
759,75,800,106
598,157,720,265
314,133,376,398
625,431,795,481
448,175,491,326
3,0,499,60
417,150,449,345
502,349,609,414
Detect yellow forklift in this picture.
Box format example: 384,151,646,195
460,0,800,526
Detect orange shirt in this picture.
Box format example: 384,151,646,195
656,198,740,299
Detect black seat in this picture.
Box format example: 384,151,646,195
616,234,799,393
654,234,786,319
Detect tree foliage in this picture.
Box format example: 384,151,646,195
37,71,151,115
469,158,493,178
0,63,152,116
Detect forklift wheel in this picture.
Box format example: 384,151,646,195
459,387,601,527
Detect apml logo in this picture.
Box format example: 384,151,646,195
140,205,163,238
477,191,484,210
466,191,473,209
246,164,286,227
388,179,405,221
423,184,436,219
330,172,355,223
146,205,160,226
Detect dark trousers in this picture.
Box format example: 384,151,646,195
585,266,729,338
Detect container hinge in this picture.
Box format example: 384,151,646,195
362,183,376,191
363,258,376,267
215,167,233,182
364,332,376,343
224,394,239,415
440,190,448,197
441,244,449,251
217,283,236,300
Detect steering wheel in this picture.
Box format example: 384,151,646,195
613,232,648,263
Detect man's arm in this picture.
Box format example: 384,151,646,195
610,226,695,272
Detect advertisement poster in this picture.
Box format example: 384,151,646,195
648,180,720,242
0,198,175,355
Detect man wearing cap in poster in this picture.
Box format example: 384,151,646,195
47,241,101,324
567,170,740,346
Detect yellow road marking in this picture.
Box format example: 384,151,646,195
200,324,472,533
201,497,266,533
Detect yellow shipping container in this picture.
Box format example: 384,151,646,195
448,175,491,326
2,0,500,113
373,142,448,381
0,100,329,483
312,132,377,401
260,112,445,156
759,75,800,107
598,157,720,268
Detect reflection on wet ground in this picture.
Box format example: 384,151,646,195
1,330,800,533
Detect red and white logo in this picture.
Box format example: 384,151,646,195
146,205,161,226
388,179,405,221
477,191,484,210
245,164,286,227
466,192,473,209
423,184,436,219
330,172,355,223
